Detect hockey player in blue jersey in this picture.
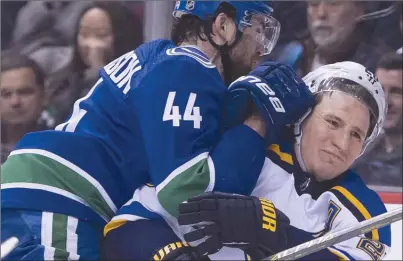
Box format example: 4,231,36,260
1,1,316,260
102,62,391,260
176,62,392,260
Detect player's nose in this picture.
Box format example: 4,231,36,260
330,132,349,159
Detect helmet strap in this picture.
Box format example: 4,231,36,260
293,107,313,172
207,30,243,85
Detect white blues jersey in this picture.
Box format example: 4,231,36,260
105,135,391,260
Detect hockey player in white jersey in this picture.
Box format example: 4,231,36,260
103,61,391,260
177,61,391,260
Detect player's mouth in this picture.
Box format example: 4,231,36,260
322,150,344,163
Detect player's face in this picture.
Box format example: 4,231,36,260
300,92,370,181
376,68,403,130
307,0,362,51
229,27,262,79
77,7,114,68
0,67,45,125
230,14,280,79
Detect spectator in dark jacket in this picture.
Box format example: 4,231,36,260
353,53,402,187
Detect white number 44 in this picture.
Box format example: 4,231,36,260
163,92,202,129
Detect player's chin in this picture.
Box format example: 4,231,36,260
314,164,343,181
252,53,264,66
231,63,252,80
251,58,262,70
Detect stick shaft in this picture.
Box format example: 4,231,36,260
266,207,402,260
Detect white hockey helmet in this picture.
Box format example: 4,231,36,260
298,61,387,152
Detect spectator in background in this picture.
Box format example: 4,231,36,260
5,1,93,77
1,1,27,50
271,1,392,76
304,1,391,74
371,1,402,52
46,1,144,124
1,53,49,164
353,53,402,187
12,1,93,45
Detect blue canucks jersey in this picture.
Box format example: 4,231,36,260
1,39,266,227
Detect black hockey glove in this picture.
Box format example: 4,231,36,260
178,192,291,260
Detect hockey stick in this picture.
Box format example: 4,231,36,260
1,237,19,260
265,206,402,260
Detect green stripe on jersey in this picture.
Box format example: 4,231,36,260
1,153,115,220
52,213,70,260
157,158,211,217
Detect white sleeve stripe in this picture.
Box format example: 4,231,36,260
206,156,215,192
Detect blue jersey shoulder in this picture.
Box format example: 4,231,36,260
136,40,220,90
99,39,220,95
334,170,387,218
136,39,216,69
331,170,391,246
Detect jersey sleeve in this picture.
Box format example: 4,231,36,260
131,57,266,217
285,178,391,260
324,184,391,260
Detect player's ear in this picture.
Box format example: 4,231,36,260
212,13,237,46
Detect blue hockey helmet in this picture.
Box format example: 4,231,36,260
173,1,280,56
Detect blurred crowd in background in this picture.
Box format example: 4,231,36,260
1,1,402,191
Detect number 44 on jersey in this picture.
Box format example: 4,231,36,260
163,92,202,129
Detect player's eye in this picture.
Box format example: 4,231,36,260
326,119,339,129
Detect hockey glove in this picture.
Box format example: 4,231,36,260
178,192,291,260
224,62,315,144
